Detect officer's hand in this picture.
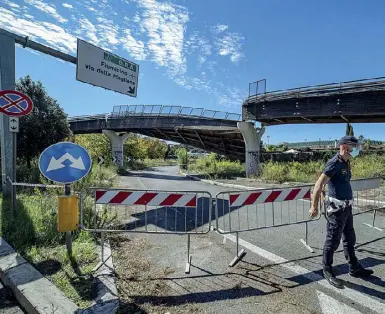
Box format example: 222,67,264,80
309,206,318,218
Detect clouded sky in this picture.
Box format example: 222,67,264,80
1,0,385,144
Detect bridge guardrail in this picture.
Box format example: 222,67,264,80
248,76,385,101
80,187,213,273
111,105,242,121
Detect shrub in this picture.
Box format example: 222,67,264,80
177,148,189,170
260,161,289,182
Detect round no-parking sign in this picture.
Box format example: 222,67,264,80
0,90,34,117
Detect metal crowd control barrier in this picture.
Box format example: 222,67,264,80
327,177,385,232
215,185,321,266
80,187,212,273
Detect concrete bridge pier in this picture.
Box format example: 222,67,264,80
237,122,265,178
102,130,129,167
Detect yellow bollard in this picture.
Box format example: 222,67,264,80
57,195,79,232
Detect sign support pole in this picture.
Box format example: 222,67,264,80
11,131,16,211
0,33,16,197
65,184,72,256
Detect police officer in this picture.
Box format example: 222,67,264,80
309,135,373,288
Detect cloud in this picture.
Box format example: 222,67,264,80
121,29,146,60
216,32,244,63
134,0,189,76
0,1,244,110
174,74,244,108
62,3,73,9
95,17,120,49
0,7,76,53
25,0,68,23
2,0,20,8
211,24,228,34
75,17,98,45
185,31,211,64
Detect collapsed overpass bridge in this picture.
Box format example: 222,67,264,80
69,76,385,177
244,76,385,126
68,105,247,162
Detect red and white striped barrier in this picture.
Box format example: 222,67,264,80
229,187,311,207
95,190,197,207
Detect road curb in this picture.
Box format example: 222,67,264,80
179,172,259,190
0,237,79,314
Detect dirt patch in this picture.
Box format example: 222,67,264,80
111,234,200,314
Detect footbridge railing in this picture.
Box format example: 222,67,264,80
111,105,242,121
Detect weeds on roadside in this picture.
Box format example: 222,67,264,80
183,154,385,183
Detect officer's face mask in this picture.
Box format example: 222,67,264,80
350,147,360,158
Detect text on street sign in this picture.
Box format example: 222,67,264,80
76,39,139,97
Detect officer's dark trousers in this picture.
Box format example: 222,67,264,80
323,205,359,271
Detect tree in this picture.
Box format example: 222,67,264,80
358,134,365,142
345,123,354,136
124,134,147,160
16,76,70,168
75,134,112,165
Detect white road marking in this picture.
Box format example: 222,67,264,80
317,290,363,314
363,223,384,232
218,229,385,314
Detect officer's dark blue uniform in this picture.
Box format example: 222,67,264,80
322,153,358,271
321,136,373,288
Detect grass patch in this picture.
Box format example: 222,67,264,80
25,232,97,308
183,154,385,183
187,153,245,179
0,165,118,308
260,155,385,183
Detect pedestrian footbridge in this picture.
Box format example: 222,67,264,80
68,105,246,161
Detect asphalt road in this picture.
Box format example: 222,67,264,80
116,166,385,314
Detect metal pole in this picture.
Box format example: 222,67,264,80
65,184,72,255
0,33,16,196
305,221,308,244
236,232,239,257
0,28,76,65
187,234,190,263
372,209,377,227
185,233,192,274
101,231,105,262
12,131,16,211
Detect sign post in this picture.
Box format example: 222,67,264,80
0,89,34,212
39,142,92,255
0,33,16,197
64,184,72,254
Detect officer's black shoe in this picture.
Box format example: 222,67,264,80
323,269,344,289
350,265,374,278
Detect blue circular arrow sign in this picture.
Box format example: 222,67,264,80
39,142,92,184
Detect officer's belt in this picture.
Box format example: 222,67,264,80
328,197,353,207
326,197,353,214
